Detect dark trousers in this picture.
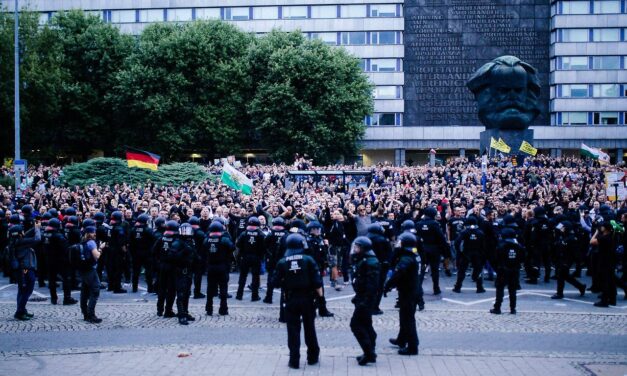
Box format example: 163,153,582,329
541,246,553,281
556,264,584,295
206,264,229,313
265,266,275,299
495,269,518,311
131,250,153,292
80,269,100,318
176,270,192,318
350,306,377,356
107,248,124,290
237,256,260,298
36,246,47,286
598,258,617,304
340,246,350,283
396,296,418,351
525,244,540,281
285,294,319,362
16,269,36,315
157,268,176,313
48,261,71,302
455,253,484,289
193,258,205,296
375,263,389,309
422,251,440,291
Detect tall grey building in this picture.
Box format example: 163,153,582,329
3,0,626,165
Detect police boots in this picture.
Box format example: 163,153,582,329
476,278,486,293
318,296,334,317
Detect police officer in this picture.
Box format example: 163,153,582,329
64,215,81,290
171,223,196,325
395,219,425,311
306,221,334,317
272,234,323,369
263,217,287,304
94,212,109,283
108,211,128,293
416,207,447,295
527,207,552,284
384,232,420,356
204,221,234,316
366,224,392,315
0,209,10,280
79,226,103,323
129,214,155,293
155,220,179,317
8,220,42,320
43,218,77,305
491,228,523,315
453,217,486,293
149,217,167,292
551,221,586,299
235,217,265,301
188,216,207,299
349,236,380,366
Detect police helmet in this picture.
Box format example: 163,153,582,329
272,217,286,228
213,217,227,227
67,216,79,226
352,236,373,253
179,223,194,237
401,219,416,233
165,220,179,232
8,225,24,238
137,214,150,225
209,221,224,233
307,221,323,231
399,232,418,251
423,207,437,219
247,217,260,227
9,214,21,225
289,219,306,233
64,207,77,216
557,220,573,232
41,212,52,221
110,211,123,223
93,212,105,224
533,207,546,217
48,218,61,230
466,217,478,226
48,208,59,219
367,223,385,235
285,233,306,252
503,214,517,227
501,228,517,239
188,216,200,226
154,217,166,230
82,219,96,229
21,204,33,216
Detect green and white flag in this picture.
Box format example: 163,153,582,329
221,161,253,195
580,143,610,165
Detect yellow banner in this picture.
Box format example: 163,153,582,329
519,140,537,156
3,158,13,168
490,137,499,149
497,138,511,153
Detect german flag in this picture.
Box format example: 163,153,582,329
126,147,160,171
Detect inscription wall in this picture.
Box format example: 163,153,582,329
404,0,550,126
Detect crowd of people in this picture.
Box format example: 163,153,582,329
1,154,626,367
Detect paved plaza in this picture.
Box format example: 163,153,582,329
0,272,626,376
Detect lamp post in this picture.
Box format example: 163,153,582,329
14,0,21,197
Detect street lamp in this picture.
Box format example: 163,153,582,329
14,0,21,197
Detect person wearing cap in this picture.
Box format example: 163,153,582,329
551,221,586,300
79,226,102,323
491,228,523,315
272,233,323,369
8,219,42,320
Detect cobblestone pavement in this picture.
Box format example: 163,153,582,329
0,273,625,375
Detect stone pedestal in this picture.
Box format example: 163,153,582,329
480,129,534,155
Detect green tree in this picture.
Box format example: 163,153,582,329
247,31,372,164
109,21,253,159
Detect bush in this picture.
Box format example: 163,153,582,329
61,158,208,186
0,175,15,189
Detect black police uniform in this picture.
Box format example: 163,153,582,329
64,219,82,290
350,246,380,364
204,226,234,315
129,222,155,293
235,226,266,301
170,232,196,324
552,225,586,298
191,224,207,299
263,225,286,304
491,232,524,314
416,212,447,295
42,223,72,304
453,222,486,293
367,227,392,313
306,233,334,317
155,230,178,316
95,220,110,282
272,239,322,369
108,219,128,293
528,210,552,283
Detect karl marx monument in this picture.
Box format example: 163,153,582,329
467,55,540,154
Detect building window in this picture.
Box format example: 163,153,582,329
373,86,400,99
593,112,619,125
110,10,136,23
371,31,397,45
169,8,192,22
592,84,620,97
592,56,621,69
282,6,308,19
594,0,621,13
593,28,621,42
341,32,366,45
311,32,337,45
561,84,589,97
370,59,398,72
370,4,397,17
358,59,366,71
561,28,589,42
38,13,49,25
196,8,220,20
225,7,249,20
372,113,398,126
139,9,164,23
560,56,588,69
561,1,590,14
253,6,278,20
341,5,367,18
311,5,336,19
561,112,588,125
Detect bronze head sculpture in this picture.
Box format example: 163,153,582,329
467,55,541,130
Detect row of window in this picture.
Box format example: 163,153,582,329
553,111,625,125
555,83,627,98
357,58,402,72
553,55,625,70
365,113,403,126
39,4,402,24
553,28,627,43
553,0,626,15
373,86,402,99
310,31,402,46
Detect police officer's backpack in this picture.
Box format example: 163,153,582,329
68,243,93,271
